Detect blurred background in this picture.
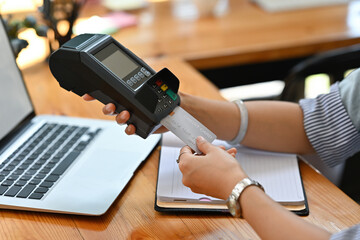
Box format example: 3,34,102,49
1,0,359,101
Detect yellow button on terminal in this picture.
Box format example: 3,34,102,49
161,84,168,91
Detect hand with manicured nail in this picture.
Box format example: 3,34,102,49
178,136,245,200
82,94,168,135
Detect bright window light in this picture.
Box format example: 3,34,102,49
344,68,355,78
0,0,42,14
16,28,49,69
304,73,330,99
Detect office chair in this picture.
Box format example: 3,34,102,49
280,43,360,102
222,43,360,102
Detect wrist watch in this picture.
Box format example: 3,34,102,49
226,177,264,218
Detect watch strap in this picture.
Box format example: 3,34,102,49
226,177,264,218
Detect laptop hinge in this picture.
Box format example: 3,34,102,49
0,113,34,156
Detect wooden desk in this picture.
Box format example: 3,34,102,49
6,58,357,239
81,0,360,70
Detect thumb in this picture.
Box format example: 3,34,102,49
196,136,213,154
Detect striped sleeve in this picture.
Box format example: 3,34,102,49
330,224,360,240
299,83,360,167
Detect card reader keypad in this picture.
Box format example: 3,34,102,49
126,67,152,87
152,79,178,113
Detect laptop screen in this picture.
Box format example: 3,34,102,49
0,18,34,141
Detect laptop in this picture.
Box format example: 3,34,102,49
0,17,161,215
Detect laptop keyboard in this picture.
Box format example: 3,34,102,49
0,123,101,200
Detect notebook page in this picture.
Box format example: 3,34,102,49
237,148,304,204
157,133,305,204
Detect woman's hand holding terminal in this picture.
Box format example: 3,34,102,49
82,94,167,135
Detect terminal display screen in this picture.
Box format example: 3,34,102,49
94,43,144,89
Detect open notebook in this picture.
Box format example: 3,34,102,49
155,132,309,215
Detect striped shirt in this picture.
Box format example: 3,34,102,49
330,225,360,240
300,83,360,167
299,72,360,240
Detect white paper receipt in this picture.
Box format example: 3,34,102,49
160,106,217,154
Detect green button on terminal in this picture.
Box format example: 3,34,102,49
166,89,177,100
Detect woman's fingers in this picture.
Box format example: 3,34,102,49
227,147,237,157
102,103,116,115
115,111,131,124
82,93,166,136
125,124,136,135
82,94,95,101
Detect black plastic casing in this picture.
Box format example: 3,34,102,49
49,34,180,138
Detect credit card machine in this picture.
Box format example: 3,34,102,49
49,34,180,139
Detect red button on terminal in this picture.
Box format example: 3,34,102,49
155,80,163,86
